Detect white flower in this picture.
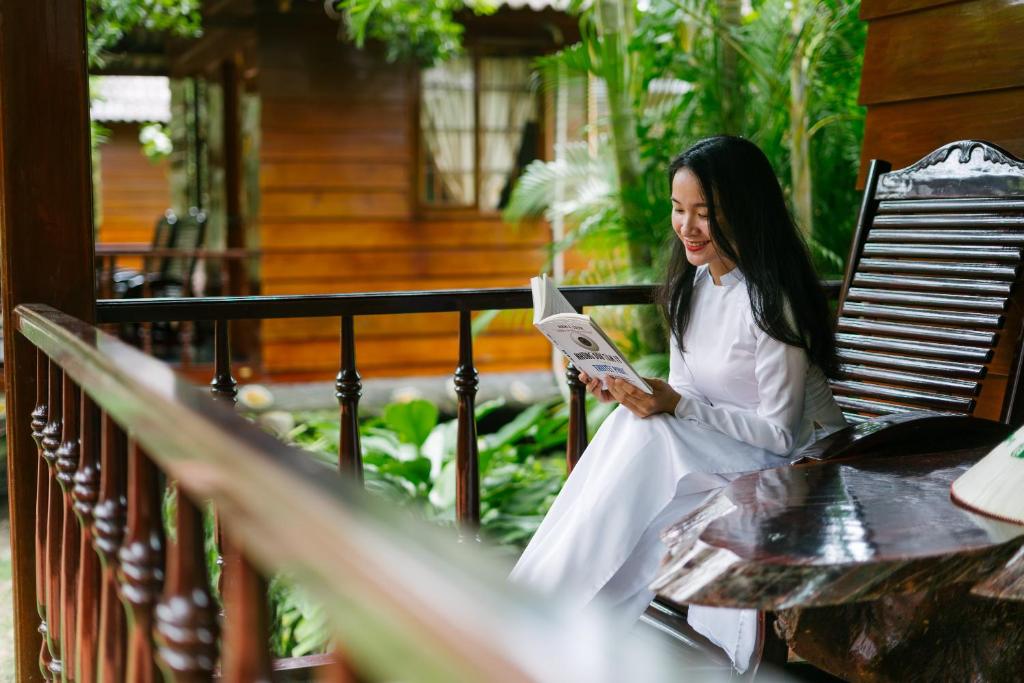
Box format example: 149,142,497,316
238,384,274,410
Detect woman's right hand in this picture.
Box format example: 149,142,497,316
578,371,614,403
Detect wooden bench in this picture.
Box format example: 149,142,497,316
652,140,1024,680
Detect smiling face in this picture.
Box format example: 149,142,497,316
670,168,735,282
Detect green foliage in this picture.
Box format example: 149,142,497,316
336,0,498,65
268,397,573,656
86,1,201,155
506,0,866,299
382,400,439,449
286,398,569,541
269,575,330,658
87,0,202,68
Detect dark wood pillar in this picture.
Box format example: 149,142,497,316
0,1,96,680
221,55,260,363
222,56,245,295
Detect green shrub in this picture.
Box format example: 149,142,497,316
266,397,571,657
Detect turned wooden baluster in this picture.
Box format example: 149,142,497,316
119,441,165,683
31,351,52,680
74,394,102,683
219,535,273,683
454,310,480,533
40,361,63,680
208,320,233,610
565,306,588,472
336,315,363,483
93,414,128,683
155,485,218,681
210,320,238,402
565,364,588,472
55,377,82,681
209,318,236,589
207,319,273,681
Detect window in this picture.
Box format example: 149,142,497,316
419,55,540,211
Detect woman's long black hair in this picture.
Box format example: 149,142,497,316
661,135,838,378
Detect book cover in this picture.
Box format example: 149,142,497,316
531,274,653,394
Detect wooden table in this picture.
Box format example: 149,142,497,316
651,447,1024,679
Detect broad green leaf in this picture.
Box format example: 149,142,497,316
382,399,439,449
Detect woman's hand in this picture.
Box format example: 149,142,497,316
578,371,614,403
606,377,681,418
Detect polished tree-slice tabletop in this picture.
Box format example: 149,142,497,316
652,447,1024,610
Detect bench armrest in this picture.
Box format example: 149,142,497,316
794,412,1012,465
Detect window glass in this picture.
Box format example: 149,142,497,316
420,55,538,210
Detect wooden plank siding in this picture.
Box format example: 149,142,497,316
255,10,553,379
96,123,170,268
858,0,1024,184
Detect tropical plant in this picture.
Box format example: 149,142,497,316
334,0,498,65
87,0,202,68
314,1,865,369
506,0,866,292
264,396,577,656
286,398,571,545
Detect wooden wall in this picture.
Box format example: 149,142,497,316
858,0,1024,183
255,9,551,380
97,122,170,267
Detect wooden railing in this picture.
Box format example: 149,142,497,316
96,282,841,530
96,286,658,527
94,246,260,365
93,245,258,300
17,302,695,682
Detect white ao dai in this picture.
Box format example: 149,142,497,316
509,266,846,672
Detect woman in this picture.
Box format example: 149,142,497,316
509,136,847,673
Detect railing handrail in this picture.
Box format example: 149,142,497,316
15,302,691,682
96,280,843,323
94,245,257,258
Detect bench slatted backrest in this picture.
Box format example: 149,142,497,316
833,141,1024,424
158,208,207,286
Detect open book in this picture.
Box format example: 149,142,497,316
531,274,653,394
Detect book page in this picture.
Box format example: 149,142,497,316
530,274,576,322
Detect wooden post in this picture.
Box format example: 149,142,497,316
222,57,245,296
0,1,96,680
220,56,259,363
